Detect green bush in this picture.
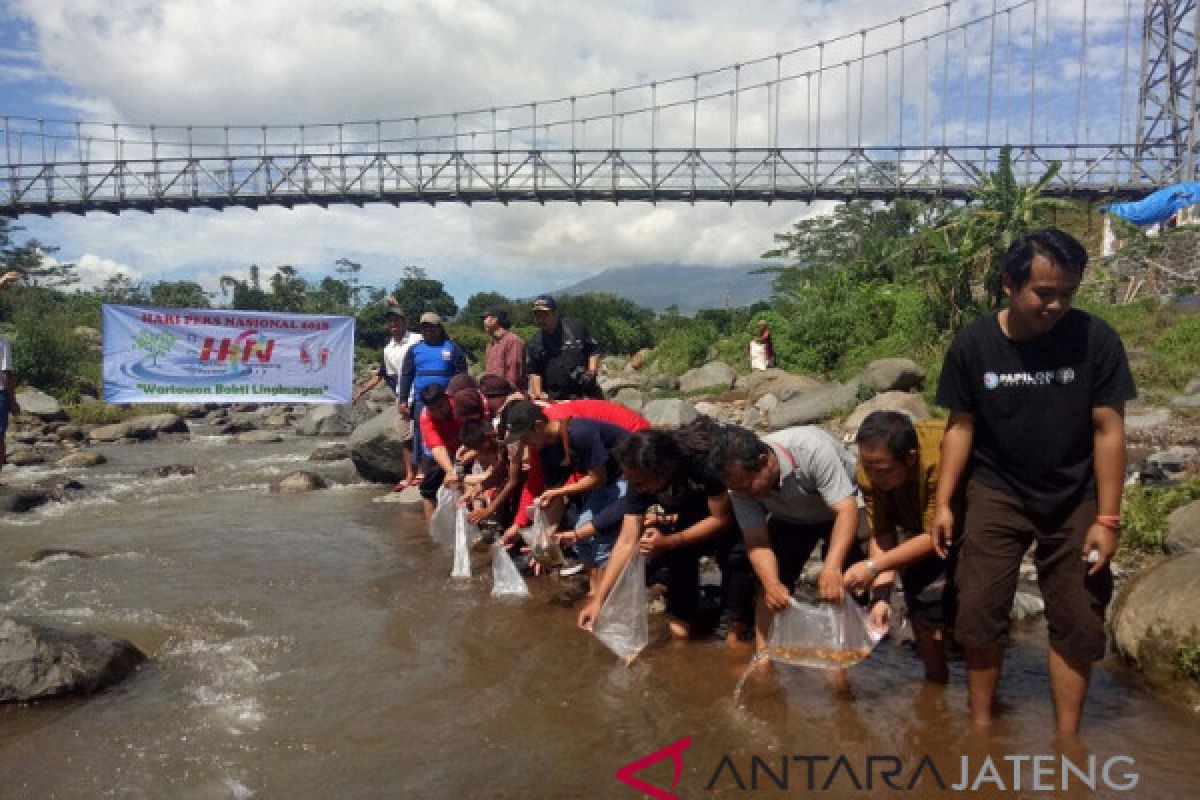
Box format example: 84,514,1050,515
12,309,87,395
1121,476,1200,555
1179,643,1200,683
653,316,718,375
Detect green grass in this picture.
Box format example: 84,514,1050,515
1120,476,1200,555
1179,643,1200,683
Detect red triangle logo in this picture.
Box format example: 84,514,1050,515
614,736,691,800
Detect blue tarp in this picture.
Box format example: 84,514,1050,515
1105,182,1200,227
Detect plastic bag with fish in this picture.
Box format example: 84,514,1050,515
529,504,564,569
491,543,530,598
450,506,474,579
592,550,649,665
765,594,884,669
430,485,460,546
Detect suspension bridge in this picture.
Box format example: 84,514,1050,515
1,0,1196,217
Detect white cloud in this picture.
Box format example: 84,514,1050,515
39,252,142,290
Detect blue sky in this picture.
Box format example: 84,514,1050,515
0,0,1134,302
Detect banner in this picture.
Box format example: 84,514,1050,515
102,305,354,404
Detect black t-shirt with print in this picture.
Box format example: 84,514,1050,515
526,318,600,399
935,309,1136,516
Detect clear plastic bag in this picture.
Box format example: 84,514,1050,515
430,485,460,546
765,594,884,669
529,505,564,569
491,543,530,598
592,550,649,665
450,506,472,579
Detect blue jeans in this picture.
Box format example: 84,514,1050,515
573,479,626,567
0,391,9,439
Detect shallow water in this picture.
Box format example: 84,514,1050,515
1,435,1198,799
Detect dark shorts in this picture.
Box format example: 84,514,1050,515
418,457,446,501
899,544,959,632
955,480,1113,664
0,391,9,439
766,516,866,592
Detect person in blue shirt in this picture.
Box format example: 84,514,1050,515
397,312,468,465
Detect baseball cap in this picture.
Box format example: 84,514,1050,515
478,374,514,397
501,400,544,444
531,294,557,312
419,311,442,325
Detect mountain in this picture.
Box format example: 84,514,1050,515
557,265,774,314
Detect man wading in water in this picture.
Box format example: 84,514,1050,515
933,228,1135,736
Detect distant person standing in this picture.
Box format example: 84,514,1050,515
482,304,525,389
525,294,601,400
750,319,775,371
933,229,1135,736
0,270,22,483
351,309,423,489
398,312,468,465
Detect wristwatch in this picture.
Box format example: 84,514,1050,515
865,559,879,577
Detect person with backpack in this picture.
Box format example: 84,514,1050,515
525,295,602,400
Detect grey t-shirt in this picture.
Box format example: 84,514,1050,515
729,426,858,530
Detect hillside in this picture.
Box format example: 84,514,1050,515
558,265,774,313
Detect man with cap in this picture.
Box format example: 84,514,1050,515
398,312,468,465
352,308,423,489
482,305,525,390
415,383,465,518
525,294,601,401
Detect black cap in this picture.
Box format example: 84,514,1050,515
531,294,557,312
502,400,544,444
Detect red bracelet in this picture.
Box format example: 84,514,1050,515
1095,515,1122,530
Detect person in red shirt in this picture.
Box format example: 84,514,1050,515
417,384,464,518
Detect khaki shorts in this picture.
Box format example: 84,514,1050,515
955,480,1112,664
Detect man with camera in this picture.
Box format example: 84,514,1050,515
525,294,602,401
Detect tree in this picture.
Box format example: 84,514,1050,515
0,218,77,288
97,272,146,305
267,265,310,311
334,258,365,309
460,291,515,324
392,266,457,321
220,264,271,310
149,280,211,309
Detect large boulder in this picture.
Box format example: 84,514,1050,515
273,470,329,492
1110,553,1200,688
645,374,680,391
679,361,737,394
767,381,860,429
296,403,375,437
0,487,53,513
1125,406,1173,434
859,358,926,393
349,407,407,484
309,443,351,462
0,617,145,702
13,388,66,422
90,414,188,442
627,348,653,371
7,448,45,466
842,391,932,436
743,368,826,405
56,451,107,468
1166,499,1200,556
642,398,698,428
1184,376,1200,396
612,388,646,412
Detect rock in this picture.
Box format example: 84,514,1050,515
1110,553,1200,688
0,488,53,513
349,407,408,484
1166,499,1200,556
693,401,719,417
309,443,351,462
743,368,826,405
235,431,284,444
679,361,736,394
296,403,375,437
7,448,45,466
29,549,92,563
628,348,653,371
642,398,698,428
73,326,103,348
1010,591,1045,621
1146,446,1199,474
742,406,761,428
842,391,932,436
13,388,66,421
859,358,926,393
1172,394,1200,409
1125,407,1173,433
207,420,257,436
55,424,85,441
56,451,107,468
140,464,197,478
89,414,188,443
767,381,860,429
599,374,644,395
645,374,680,391
174,404,210,420
754,393,780,414
0,617,145,702
373,486,423,505
274,470,329,492
1185,377,1200,396
612,387,645,412
13,431,38,445
259,413,292,430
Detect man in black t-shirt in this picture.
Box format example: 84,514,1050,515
933,228,1135,736
525,294,602,400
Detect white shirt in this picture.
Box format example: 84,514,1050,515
0,335,11,372
383,332,422,402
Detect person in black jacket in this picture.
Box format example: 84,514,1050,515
525,294,601,400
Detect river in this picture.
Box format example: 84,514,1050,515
1,434,1198,799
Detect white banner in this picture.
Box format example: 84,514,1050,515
102,305,354,404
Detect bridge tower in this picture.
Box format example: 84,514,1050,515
1137,0,1200,181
